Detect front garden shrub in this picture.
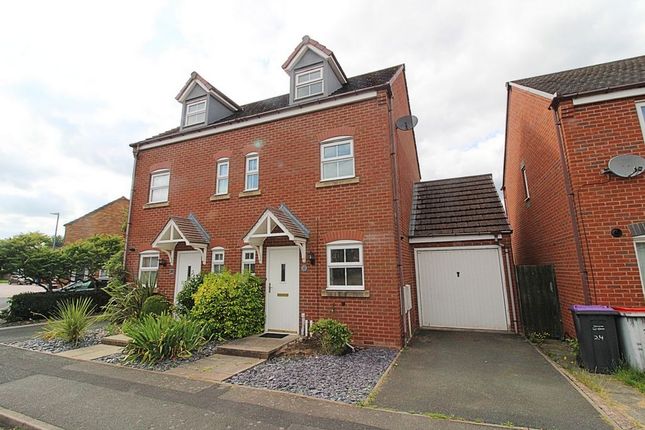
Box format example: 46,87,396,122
102,280,155,324
175,273,204,316
191,271,264,340
40,297,96,344
5,289,109,322
141,295,171,316
310,318,352,355
122,314,208,364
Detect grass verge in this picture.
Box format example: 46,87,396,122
613,366,645,394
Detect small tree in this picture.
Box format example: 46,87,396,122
61,234,124,282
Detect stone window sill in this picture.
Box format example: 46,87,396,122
143,201,169,209
239,190,261,198
210,193,230,201
315,177,360,188
321,290,370,298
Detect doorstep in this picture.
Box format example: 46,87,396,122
165,354,265,382
216,333,298,359
56,344,123,361
101,334,131,347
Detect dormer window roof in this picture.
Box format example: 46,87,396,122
175,71,240,111
176,71,241,129
282,35,347,84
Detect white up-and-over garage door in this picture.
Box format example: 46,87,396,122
416,246,510,331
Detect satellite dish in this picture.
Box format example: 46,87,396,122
607,154,645,178
395,115,418,131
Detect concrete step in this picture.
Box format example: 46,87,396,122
101,334,131,347
56,344,123,360
165,354,265,382
215,333,298,359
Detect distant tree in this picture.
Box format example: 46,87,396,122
61,234,124,282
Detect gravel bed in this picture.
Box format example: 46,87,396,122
95,340,220,372
228,347,398,404
7,328,107,353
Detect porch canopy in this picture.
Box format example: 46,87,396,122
152,214,210,265
243,204,309,263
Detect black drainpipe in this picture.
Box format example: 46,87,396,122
122,146,139,275
551,103,592,304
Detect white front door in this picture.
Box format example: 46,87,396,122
175,251,202,302
266,247,300,332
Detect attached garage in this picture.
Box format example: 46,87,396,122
409,175,519,332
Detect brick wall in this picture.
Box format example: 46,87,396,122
125,82,420,347
64,197,129,244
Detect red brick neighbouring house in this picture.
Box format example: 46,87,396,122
124,37,421,347
503,56,645,337
63,196,129,244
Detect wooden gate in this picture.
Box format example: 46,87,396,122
516,265,563,338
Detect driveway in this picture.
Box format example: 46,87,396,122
374,330,612,429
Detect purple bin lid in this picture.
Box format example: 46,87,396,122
570,305,617,314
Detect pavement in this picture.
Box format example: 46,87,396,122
0,283,45,310
0,342,502,430
374,330,614,429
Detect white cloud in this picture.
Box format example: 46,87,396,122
0,0,643,238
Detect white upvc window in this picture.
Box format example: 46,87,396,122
634,236,645,296
138,251,160,287
295,67,324,100
216,158,229,195
245,153,259,191
211,247,225,273
326,241,364,290
636,102,645,142
185,99,207,126
149,170,170,203
321,137,355,181
242,247,256,274
521,164,530,201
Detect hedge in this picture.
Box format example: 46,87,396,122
3,289,110,322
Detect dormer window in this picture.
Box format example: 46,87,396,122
185,99,207,126
295,67,324,100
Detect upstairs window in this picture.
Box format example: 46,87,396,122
245,153,259,191
295,67,324,100
327,241,364,290
242,248,256,274
321,137,355,181
216,158,229,195
637,102,645,142
521,164,530,201
185,99,206,127
139,251,159,287
149,170,170,203
211,247,225,273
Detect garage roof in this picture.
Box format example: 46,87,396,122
409,174,511,237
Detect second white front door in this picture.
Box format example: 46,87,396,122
266,247,300,332
175,251,202,302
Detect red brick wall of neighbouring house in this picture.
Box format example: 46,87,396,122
411,236,522,333
125,83,420,347
503,87,584,336
64,197,129,244
558,98,645,309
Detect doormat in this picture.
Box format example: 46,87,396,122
259,332,289,339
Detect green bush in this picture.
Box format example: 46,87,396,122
310,319,352,355
175,273,204,316
5,289,109,322
102,281,155,324
40,297,96,344
141,295,171,316
191,271,264,340
122,314,208,364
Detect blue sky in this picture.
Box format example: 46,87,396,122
1,0,644,239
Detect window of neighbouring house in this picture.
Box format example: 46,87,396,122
637,102,645,142
635,239,645,294
211,247,225,273
185,99,206,127
326,240,364,290
139,251,159,287
149,170,170,203
295,67,324,100
216,158,229,195
245,153,259,191
320,137,355,181
521,164,530,201
242,247,256,274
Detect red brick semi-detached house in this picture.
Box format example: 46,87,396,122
124,36,421,347
63,196,129,244
503,55,645,337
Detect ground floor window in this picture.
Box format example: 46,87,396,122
139,251,159,287
212,247,225,273
326,240,364,290
242,247,256,274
